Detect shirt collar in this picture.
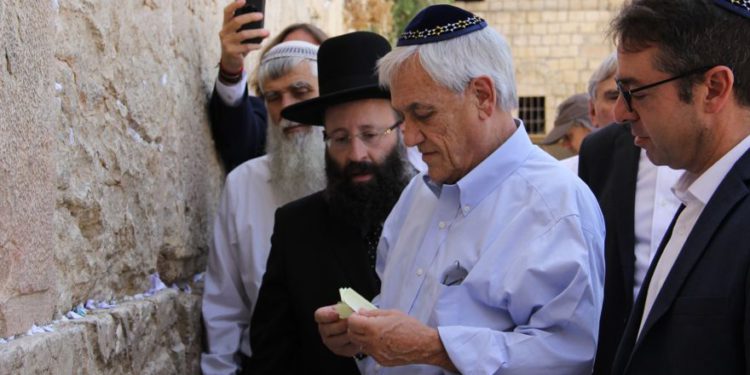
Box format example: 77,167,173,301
423,120,533,213
673,134,750,205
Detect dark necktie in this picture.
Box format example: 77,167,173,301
364,223,383,289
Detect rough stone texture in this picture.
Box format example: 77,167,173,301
0,0,344,368
0,289,202,375
0,0,59,340
459,0,626,152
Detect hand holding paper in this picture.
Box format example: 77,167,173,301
335,287,377,319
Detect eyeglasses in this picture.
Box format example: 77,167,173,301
615,65,714,112
323,121,402,152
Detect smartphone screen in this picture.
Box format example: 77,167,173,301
234,0,266,44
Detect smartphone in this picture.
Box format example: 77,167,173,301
234,0,266,44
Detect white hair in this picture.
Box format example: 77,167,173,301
266,117,326,204
378,27,517,112
587,52,617,99
258,58,318,96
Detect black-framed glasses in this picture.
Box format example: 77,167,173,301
323,120,402,152
616,65,714,112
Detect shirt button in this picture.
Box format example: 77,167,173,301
438,221,446,229
462,206,470,214
375,363,382,370
416,268,424,276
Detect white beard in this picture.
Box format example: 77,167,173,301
266,117,326,204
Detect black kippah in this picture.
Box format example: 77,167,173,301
714,0,750,19
397,4,487,47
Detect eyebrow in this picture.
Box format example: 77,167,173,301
263,81,313,98
614,76,640,86
403,102,435,115
289,81,313,90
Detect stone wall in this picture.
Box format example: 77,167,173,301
459,0,625,156
0,0,343,373
0,289,201,375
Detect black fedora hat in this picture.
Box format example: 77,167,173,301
281,31,392,126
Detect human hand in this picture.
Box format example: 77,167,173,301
347,309,451,368
219,0,269,74
314,305,360,358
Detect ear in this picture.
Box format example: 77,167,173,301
469,75,496,120
588,100,597,122
702,66,734,114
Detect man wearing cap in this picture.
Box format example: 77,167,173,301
605,1,750,374
539,93,596,172
315,5,605,374
201,40,326,375
244,31,416,374
578,53,683,375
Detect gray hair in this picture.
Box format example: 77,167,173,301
587,52,617,99
258,41,319,95
378,27,517,112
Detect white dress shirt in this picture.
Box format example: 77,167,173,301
364,124,606,374
632,150,682,300
560,155,579,174
201,156,282,375
639,134,750,336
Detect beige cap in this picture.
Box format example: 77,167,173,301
540,93,593,145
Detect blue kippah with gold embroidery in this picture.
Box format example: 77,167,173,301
714,0,750,19
397,4,487,47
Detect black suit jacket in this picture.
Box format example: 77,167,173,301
578,123,641,375
245,191,379,374
209,86,267,173
611,147,750,375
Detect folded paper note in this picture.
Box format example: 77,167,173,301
335,287,377,319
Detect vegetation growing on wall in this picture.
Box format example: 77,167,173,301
345,0,394,37
391,0,453,41
344,0,453,43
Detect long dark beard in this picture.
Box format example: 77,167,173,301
324,145,414,235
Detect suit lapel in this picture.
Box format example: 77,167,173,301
634,149,750,351
616,203,685,374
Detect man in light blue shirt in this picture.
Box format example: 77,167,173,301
315,5,605,374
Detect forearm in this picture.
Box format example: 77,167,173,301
423,328,458,372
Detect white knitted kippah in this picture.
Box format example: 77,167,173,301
260,40,318,66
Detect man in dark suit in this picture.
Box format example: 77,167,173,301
245,32,415,374
580,122,681,375
580,50,682,375
606,1,750,373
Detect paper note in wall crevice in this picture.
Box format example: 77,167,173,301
335,287,377,319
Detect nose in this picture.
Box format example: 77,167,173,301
401,119,424,147
613,94,638,125
280,93,298,109
560,138,573,153
347,136,369,162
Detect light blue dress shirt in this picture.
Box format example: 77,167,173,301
363,124,605,375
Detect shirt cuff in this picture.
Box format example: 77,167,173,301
215,71,249,107
437,325,505,375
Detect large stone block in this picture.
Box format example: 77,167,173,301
0,289,201,375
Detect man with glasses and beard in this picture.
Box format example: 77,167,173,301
201,41,327,375
244,32,416,374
